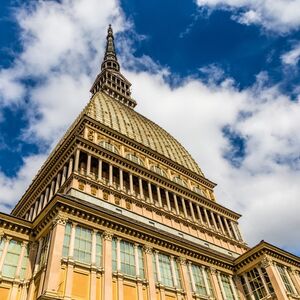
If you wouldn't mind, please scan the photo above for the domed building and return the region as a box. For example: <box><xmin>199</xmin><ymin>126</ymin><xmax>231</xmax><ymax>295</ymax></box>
<box><xmin>0</xmin><ymin>25</ymin><xmax>299</xmax><ymax>300</ymax></box>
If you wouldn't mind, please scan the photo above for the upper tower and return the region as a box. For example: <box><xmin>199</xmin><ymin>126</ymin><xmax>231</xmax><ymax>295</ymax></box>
<box><xmin>90</xmin><ymin>25</ymin><xmax>137</xmax><ymax>108</ymax></box>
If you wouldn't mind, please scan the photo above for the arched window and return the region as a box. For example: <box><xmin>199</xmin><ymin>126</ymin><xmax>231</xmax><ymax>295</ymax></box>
<box><xmin>150</xmin><ymin>165</ymin><xmax>167</xmax><ymax>178</ymax></box>
<box><xmin>173</xmin><ymin>176</ymin><xmax>188</xmax><ymax>187</ymax></box>
<box><xmin>126</xmin><ymin>153</ymin><xmax>144</xmax><ymax>166</ymax></box>
<box><xmin>99</xmin><ymin>140</ymin><xmax>119</xmax><ymax>154</ymax></box>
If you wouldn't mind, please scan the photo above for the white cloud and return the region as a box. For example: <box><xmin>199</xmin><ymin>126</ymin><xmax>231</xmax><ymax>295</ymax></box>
<box><xmin>196</xmin><ymin>0</ymin><xmax>300</xmax><ymax>32</ymax></box>
<box><xmin>0</xmin><ymin>0</ymin><xmax>300</xmax><ymax>255</ymax></box>
<box><xmin>282</xmin><ymin>43</ymin><xmax>300</xmax><ymax>65</ymax></box>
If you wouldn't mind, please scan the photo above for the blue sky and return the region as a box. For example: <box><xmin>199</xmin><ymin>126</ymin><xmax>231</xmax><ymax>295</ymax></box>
<box><xmin>0</xmin><ymin>0</ymin><xmax>300</xmax><ymax>255</ymax></box>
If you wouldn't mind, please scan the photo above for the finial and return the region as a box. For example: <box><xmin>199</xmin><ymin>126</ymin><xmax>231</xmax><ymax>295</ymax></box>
<box><xmin>101</xmin><ymin>24</ymin><xmax>120</xmax><ymax>72</ymax></box>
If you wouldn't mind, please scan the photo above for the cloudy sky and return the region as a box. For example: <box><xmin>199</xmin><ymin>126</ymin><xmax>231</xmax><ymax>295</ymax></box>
<box><xmin>0</xmin><ymin>0</ymin><xmax>300</xmax><ymax>255</ymax></box>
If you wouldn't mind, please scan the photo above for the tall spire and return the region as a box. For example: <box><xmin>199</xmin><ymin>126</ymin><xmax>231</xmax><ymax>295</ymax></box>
<box><xmin>101</xmin><ymin>24</ymin><xmax>120</xmax><ymax>72</ymax></box>
<box><xmin>90</xmin><ymin>25</ymin><xmax>137</xmax><ymax>109</ymax></box>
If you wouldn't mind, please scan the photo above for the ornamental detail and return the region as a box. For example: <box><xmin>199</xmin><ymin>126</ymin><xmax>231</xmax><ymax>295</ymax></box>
<box><xmin>177</xmin><ymin>257</ymin><xmax>186</xmax><ymax>265</ymax></box>
<box><xmin>87</xmin><ymin>129</ymin><xmax>94</xmax><ymax>141</ymax></box>
<box><xmin>53</xmin><ymin>213</ymin><xmax>68</xmax><ymax>226</ymax></box>
<box><xmin>103</xmin><ymin>231</ymin><xmax>113</xmax><ymax>241</ymax></box>
<box><xmin>143</xmin><ymin>245</ymin><xmax>153</xmax><ymax>254</ymax></box>
<box><xmin>261</xmin><ymin>255</ymin><xmax>273</xmax><ymax>268</ymax></box>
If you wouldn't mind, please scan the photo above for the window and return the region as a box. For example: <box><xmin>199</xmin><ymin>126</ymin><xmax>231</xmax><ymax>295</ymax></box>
<box><xmin>99</xmin><ymin>140</ymin><xmax>119</xmax><ymax>154</ymax></box>
<box><xmin>95</xmin><ymin>233</ymin><xmax>102</xmax><ymax>267</ymax></box>
<box><xmin>112</xmin><ymin>238</ymin><xmax>145</xmax><ymax>278</ymax></box>
<box><xmin>120</xmin><ymin>240</ymin><xmax>135</xmax><ymax>276</ymax></box>
<box><xmin>158</xmin><ymin>253</ymin><xmax>173</xmax><ymax>287</ymax></box>
<box><xmin>173</xmin><ymin>176</ymin><xmax>188</xmax><ymax>187</ymax></box>
<box><xmin>150</xmin><ymin>165</ymin><xmax>167</xmax><ymax>178</ymax></box>
<box><xmin>20</xmin><ymin>245</ymin><xmax>29</xmax><ymax>280</ymax></box>
<box><xmin>190</xmin><ymin>264</ymin><xmax>213</xmax><ymax>296</ymax></box>
<box><xmin>126</xmin><ymin>153</ymin><xmax>144</xmax><ymax>166</ymax></box>
<box><xmin>62</xmin><ymin>223</ymin><xmax>71</xmax><ymax>258</ymax></box>
<box><xmin>220</xmin><ymin>273</ymin><xmax>235</xmax><ymax>300</ymax></box>
<box><xmin>2</xmin><ymin>240</ymin><xmax>22</xmax><ymax>278</ymax></box>
<box><xmin>0</xmin><ymin>237</ymin><xmax>4</xmax><ymax>260</ymax></box>
<box><xmin>276</xmin><ymin>264</ymin><xmax>294</xmax><ymax>294</ymax></box>
<box><xmin>247</xmin><ymin>268</ymin><xmax>267</xmax><ymax>300</ymax></box>
<box><xmin>74</xmin><ymin>226</ymin><xmax>92</xmax><ymax>264</ymax></box>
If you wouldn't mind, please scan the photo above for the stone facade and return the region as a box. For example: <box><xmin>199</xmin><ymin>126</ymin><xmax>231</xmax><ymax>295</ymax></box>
<box><xmin>0</xmin><ymin>25</ymin><xmax>299</xmax><ymax>300</ymax></box>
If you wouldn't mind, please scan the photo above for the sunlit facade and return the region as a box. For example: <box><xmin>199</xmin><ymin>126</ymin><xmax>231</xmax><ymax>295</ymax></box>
<box><xmin>0</xmin><ymin>25</ymin><xmax>299</xmax><ymax>300</ymax></box>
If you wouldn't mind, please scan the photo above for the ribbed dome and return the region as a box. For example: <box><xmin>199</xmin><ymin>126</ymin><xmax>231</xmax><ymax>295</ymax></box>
<box><xmin>86</xmin><ymin>91</ymin><xmax>204</xmax><ymax>176</ymax></box>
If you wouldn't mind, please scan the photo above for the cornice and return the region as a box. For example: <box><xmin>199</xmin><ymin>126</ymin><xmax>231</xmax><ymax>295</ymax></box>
<box><xmin>0</xmin><ymin>212</ymin><xmax>32</xmax><ymax>236</ymax></box>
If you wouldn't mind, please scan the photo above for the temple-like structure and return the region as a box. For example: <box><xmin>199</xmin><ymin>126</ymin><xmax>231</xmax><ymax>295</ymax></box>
<box><xmin>0</xmin><ymin>25</ymin><xmax>299</xmax><ymax>300</ymax></box>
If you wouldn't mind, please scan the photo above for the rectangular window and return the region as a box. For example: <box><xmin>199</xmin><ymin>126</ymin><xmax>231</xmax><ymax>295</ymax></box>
<box><xmin>62</xmin><ymin>223</ymin><xmax>71</xmax><ymax>258</ymax></box>
<box><xmin>2</xmin><ymin>240</ymin><xmax>22</xmax><ymax>278</ymax></box>
<box><xmin>276</xmin><ymin>264</ymin><xmax>294</xmax><ymax>294</ymax></box>
<box><xmin>112</xmin><ymin>238</ymin><xmax>117</xmax><ymax>272</ymax></box>
<box><xmin>247</xmin><ymin>268</ymin><xmax>267</xmax><ymax>300</ymax></box>
<box><xmin>174</xmin><ymin>260</ymin><xmax>182</xmax><ymax>289</ymax></box>
<box><xmin>20</xmin><ymin>245</ymin><xmax>29</xmax><ymax>280</ymax></box>
<box><xmin>158</xmin><ymin>253</ymin><xmax>173</xmax><ymax>288</ymax></box>
<box><xmin>220</xmin><ymin>273</ymin><xmax>235</xmax><ymax>300</ymax></box>
<box><xmin>95</xmin><ymin>233</ymin><xmax>102</xmax><ymax>267</ymax></box>
<box><xmin>120</xmin><ymin>240</ymin><xmax>135</xmax><ymax>276</ymax></box>
<box><xmin>190</xmin><ymin>264</ymin><xmax>207</xmax><ymax>296</ymax></box>
<box><xmin>74</xmin><ymin>226</ymin><xmax>92</xmax><ymax>264</ymax></box>
<box><xmin>138</xmin><ymin>246</ymin><xmax>145</xmax><ymax>278</ymax></box>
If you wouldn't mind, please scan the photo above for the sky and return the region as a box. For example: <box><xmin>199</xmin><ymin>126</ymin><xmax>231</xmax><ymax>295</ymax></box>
<box><xmin>0</xmin><ymin>0</ymin><xmax>300</xmax><ymax>255</ymax></box>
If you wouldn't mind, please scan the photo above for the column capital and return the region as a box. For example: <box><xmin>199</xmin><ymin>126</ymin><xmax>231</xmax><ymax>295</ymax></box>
<box><xmin>261</xmin><ymin>256</ymin><xmax>273</xmax><ymax>268</ymax></box>
<box><xmin>143</xmin><ymin>245</ymin><xmax>153</xmax><ymax>254</ymax></box>
<box><xmin>209</xmin><ymin>267</ymin><xmax>217</xmax><ymax>275</ymax></box>
<box><xmin>177</xmin><ymin>257</ymin><xmax>186</xmax><ymax>265</ymax></box>
<box><xmin>103</xmin><ymin>231</ymin><xmax>114</xmax><ymax>241</ymax></box>
<box><xmin>53</xmin><ymin>212</ymin><xmax>68</xmax><ymax>226</ymax></box>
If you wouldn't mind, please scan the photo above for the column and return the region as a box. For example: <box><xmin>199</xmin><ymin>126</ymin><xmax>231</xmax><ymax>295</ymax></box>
<box><xmin>217</xmin><ymin>214</ymin><xmax>226</xmax><ymax>235</ymax></box>
<box><xmin>170</xmin><ymin>256</ymin><xmax>178</xmax><ymax>289</ymax></box>
<box><xmin>224</xmin><ymin>218</ymin><xmax>234</xmax><ymax>238</ymax></box>
<box><xmin>33</xmin><ymin>238</ymin><xmax>43</xmax><ymax>275</ymax></box>
<box><xmin>0</xmin><ymin>237</ymin><xmax>11</xmax><ymax>271</ymax></box>
<box><xmin>44</xmin><ymin>187</ymin><xmax>50</xmax><ymax>207</ymax></box>
<box><xmin>98</xmin><ymin>159</ymin><xmax>102</xmax><ymax>181</ymax></box>
<box><xmin>290</xmin><ymin>268</ymin><xmax>300</xmax><ymax>295</ymax></box>
<box><xmin>229</xmin><ymin>275</ymin><xmax>239</xmax><ymax>300</ymax></box>
<box><xmin>67</xmin><ymin>157</ymin><xmax>74</xmax><ymax>177</ymax></box>
<box><xmin>217</xmin><ymin>271</ymin><xmax>226</xmax><ymax>299</ymax></box>
<box><xmin>181</xmin><ymin>198</ymin><xmax>188</xmax><ymax>218</ymax></box>
<box><xmin>55</xmin><ymin>173</ymin><xmax>61</xmax><ymax>193</ymax></box>
<box><xmin>87</xmin><ymin>154</ymin><xmax>91</xmax><ymax>176</ymax></box>
<box><xmin>103</xmin><ymin>232</ymin><xmax>113</xmax><ymax>300</ymax></box>
<box><xmin>196</xmin><ymin>205</ymin><xmax>204</xmax><ymax>225</ymax></box>
<box><xmin>135</xmin><ymin>245</ymin><xmax>143</xmax><ymax>300</ymax></box>
<box><xmin>243</xmin><ymin>273</ymin><xmax>255</xmax><ymax>300</ymax></box>
<box><xmin>230</xmin><ymin>221</ymin><xmax>239</xmax><ymax>240</ymax></box>
<box><xmin>129</xmin><ymin>173</ymin><xmax>133</xmax><ymax>194</ymax></box>
<box><xmin>148</xmin><ymin>182</ymin><xmax>153</xmax><ymax>204</ymax></box>
<box><xmin>155</xmin><ymin>251</ymin><xmax>161</xmax><ymax>282</ymax></box>
<box><xmin>284</xmin><ymin>266</ymin><xmax>297</xmax><ymax>294</ymax></box>
<box><xmin>116</xmin><ymin>238</ymin><xmax>121</xmax><ymax>272</ymax></box>
<box><xmin>61</xmin><ymin>165</ymin><xmax>67</xmax><ymax>185</ymax></box>
<box><xmin>157</xmin><ymin>187</ymin><xmax>162</xmax><ymax>207</ymax></box>
<box><xmin>187</xmin><ymin>261</ymin><xmax>196</xmax><ymax>292</ymax></box>
<box><xmin>37</xmin><ymin>194</ymin><xmax>44</xmax><ymax>215</ymax></box>
<box><xmin>165</xmin><ymin>191</ymin><xmax>171</xmax><ymax>211</ymax></box>
<box><xmin>201</xmin><ymin>266</ymin><xmax>211</xmax><ymax>297</ymax></box>
<box><xmin>74</xmin><ymin>149</ymin><xmax>80</xmax><ymax>172</ymax></box>
<box><xmin>209</xmin><ymin>268</ymin><xmax>223</xmax><ymax>300</ymax></box>
<box><xmin>189</xmin><ymin>201</ymin><xmax>196</xmax><ymax>222</ymax></box>
<box><xmin>43</xmin><ymin>214</ymin><xmax>67</xmax><ymax>297</ymax></box>
<box><xmin>109</xmin><ymin>164</ymin><xmax>113</xmax><ymax>186</ymax></box>
<box><xmin>139</xmin><ymin>178</ymin><xmax>144</xmax><ymax>199</ymax></box>
<box><xmin>174</xmin><ymin>194</ymin><xmax>180</xmax><ymax>215</ymax></box>
<box><xmin>90</xmin><ymin>230</ymin><xmax>97</xmax><ymax>300</ymax></box>
<box><xmin>203</xmin><ymin>208</ymin><xmax>211</xmax><ymax>228</ymax></box>
<box><xmin>32</xmin><ymin>200</ymin><xmax>39</xmax><ymax>220</ymax></box>
<box><xmin>49</xmin><ymin>180</ymin><xmax>55</xmax><ymax>200</ymax></box>
<box><xmin>257</xmin><ymin>266</ymin><xmax>271</xmax><ymax>297</ymax></box>
<box><xmin>234</xmin><ymin>276</ymin><xmax>247</xmax><ymax>300</ymax></box>
<box><xmin>119</xmin><ymin>168</ymin><xmax>123</xmax><ymax>191</ymax></box>
<box><xmin>177</xmin><ymin>258</ymin><xmax>193</xmax><ymax>300</ymax></box>
<box><xmin>210</xmin><ymin>211</ymin><xmax>218</xmax><ymax>231</ymax></box>
<box><xmin>143</xmin><ymin>246</ymin><xmax>156</xmax><ymax>300</ymax></box>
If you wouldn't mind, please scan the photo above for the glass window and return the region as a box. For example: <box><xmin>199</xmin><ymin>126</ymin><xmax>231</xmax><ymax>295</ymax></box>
<box><xmin>150</xmin><ymin>165</ymin><xmax>167</xmax><ymax>177</ymax></box>
<box><xmin>96</xmin><ymin>233</ymin><xmax>102</xmax><ymax>267</ymax></box>
<box><xmin>62</xmin><ymin>223</ymin><xmax>71</xmax><ymax>258</ymax></box>
<box><xmin>126</xmin><ymin>154</ymin><xmax>144</xmax><ymax>166</ymax></box>
<box><xmin>173</xmin><ymin>176</ymin><xmax>188</xmax><ymax>187</ymax></box>
<box><xmin>159</xmin><ymin>253</ymin><xmax>173</xmax><ymax>287</ymax></box>
<box><xmin>99</xmin><ymin>141</ymin><xmax>119</xmax><ymax>154</ymax></box>
<box><xmin>0</xmin><ymin>237</ymin><xmax>4</xmax><ymax>260</ymax></box>
<box><xmin>138</xmin><ymin>246</ymin><xmax>145</xmax><ymax>278</ymax></box>
<box><xmin>20</xmin><ymin>245</ymin><xmax>29</xmax><ymax>280</ymax></box>
<box><xmin>190</xmin><ymin>264</ymin><xmax>212</xmax><ymax>296</ymax></box>
<box><xmin>74</xmin><ymin>226</ymin><xmax>92</xmax><ymax>264</ymax></box>
<box><xmin>174</xmin><ymin>260</ymin><xmax>182</xmax><ymax>289</ymax></box>
<box><xmin>261</xmin><ymin>267</ymin><xmax>274</xmax><ymax>294</ymax></box>
<box><xmin>247</xmin><ymin>268</ymin><xmax>267</xmax><ymax>300</ymax></box>
<box><xmin>2</xmin><ymin>240</ymin><xmax>22</xmax><ymax>278</ymax></box>
<box><xmin>120</xmin><ymin>240</ymin><xmax>135</xmax><ymax>276</ymax></box>
<box><xmin>220</xmin><ymin>273</ymin><xmax>235</xmax><ymax>300</ymax></box>
<box><xmin>276</xmin><ymin>264</ymin><xmax>294</xmax><ymax>294</ymax></box>
<box><xmin>112</xmin><ymin>238</ymin><xmax>117</xmax><ymax>272</ymax></box>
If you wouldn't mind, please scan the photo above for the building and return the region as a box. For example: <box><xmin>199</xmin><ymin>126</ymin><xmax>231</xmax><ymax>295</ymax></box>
<box><xmin>0</xmin><ymin>25</ymin><xmax>299</xmax><ymax>300</ymax></box>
